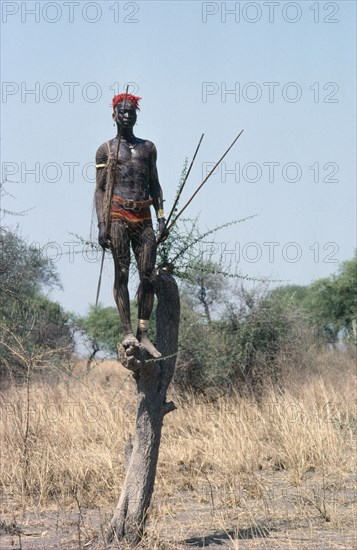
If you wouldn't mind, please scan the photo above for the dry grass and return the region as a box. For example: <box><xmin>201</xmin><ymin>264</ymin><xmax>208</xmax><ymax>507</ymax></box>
<box><xmin>0</xmin><ymin>350</ymin><xmax>356</xmax><ymax>548</ymax></box>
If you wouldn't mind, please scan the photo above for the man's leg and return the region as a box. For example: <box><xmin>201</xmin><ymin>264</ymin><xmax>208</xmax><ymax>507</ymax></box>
<box><xmin>132</xmin><ymin>221</ymin><xmax>161</xmax><ymax>358</ymax></box>
<box><xmin>110</xmin><ymin>221</ymin><xmax>138</xmax><ymax>345</ymax></box>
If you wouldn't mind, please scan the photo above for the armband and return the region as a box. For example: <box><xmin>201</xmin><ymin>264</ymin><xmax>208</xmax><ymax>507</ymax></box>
<box><xmin>96</xmin><ymin>163</ymin><xmax>107</xmax><ymax>168</ymax></box>
<box><xmin>158</xmin><ymin>209</ymin><xmax>164</xmax><ymax>219</ymax></box>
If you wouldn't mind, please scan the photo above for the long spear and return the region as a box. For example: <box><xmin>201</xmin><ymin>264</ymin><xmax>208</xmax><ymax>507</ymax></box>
<box><xmin>95</xmin><ymin>85</ymin><xmax>130</xmax><ymax>307</ymax></box>
<box><xmin>157</xmin><ymin>133</ymin><xmax>204</xmax><ymax>244</ymax></box>
<box><xmin>165</xmin><ymin>129</ymin><xmax>244</xmax><ymax>234</ymax></box>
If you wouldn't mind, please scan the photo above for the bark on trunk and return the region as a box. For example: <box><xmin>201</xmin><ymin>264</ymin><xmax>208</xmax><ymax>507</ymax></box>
<box><xmin>107</xmin><ymin>270</ymin><xmax>180</xmax><ymax>545</ymax></box>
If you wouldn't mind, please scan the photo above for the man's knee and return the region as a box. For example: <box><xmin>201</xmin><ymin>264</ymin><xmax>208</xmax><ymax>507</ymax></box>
<box><xmin>115</xmin><ymin>266</ymin><xmax>129</xmax><ymax>285</ymax></box>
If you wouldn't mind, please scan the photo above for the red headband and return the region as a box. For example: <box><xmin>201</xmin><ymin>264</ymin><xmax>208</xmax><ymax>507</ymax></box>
<box><xmin>112</xmin><ymin>93</ymin><xmax>142</xmax><ymax>110</ymax></box>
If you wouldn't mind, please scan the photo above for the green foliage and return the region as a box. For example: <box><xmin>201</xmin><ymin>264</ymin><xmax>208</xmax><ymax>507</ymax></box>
<box><xmin>77</xmin><ymin>304</ymin><xmax>123</xmax><ymax>355</ymax></box>
<box><xmin>268</xmin><ymin>284</ymin><xmax>310</xmax><ymax>306</ymax></box>
<box><xmin>0</xmin><ymin>228</ymin><xmax>60</xmax><ymax>304</ymax></box>
<box><xmin>0</xmin><ymin>229</ymin><xmax>73</xmax><ymax>373</ymax></box>
<box><xmin>268</xmin><ymin>254</ymin><xmax>357</xmax><ymax>345</ymax></box>
<box><xmin>27</xmin><ymin>296</ymin><xmax>72</xmax><ymax>349</ymax></box>
<box><xmin>307</xmin><ymin>254</ymin><xmax>357</xmax><ymax>344</ymax></box>
<box><xmin>175</xmin><ymin>285</ymin><xmax>311</xmax><ymax>396</ymax></box>
<box><xmin>224</xmin><ymin>290</ymin><xmax>308</xmax><ymax>384</ymax></box>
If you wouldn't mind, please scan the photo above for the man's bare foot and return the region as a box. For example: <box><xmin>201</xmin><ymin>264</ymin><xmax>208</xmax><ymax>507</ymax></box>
<box><xmin>122</xmin><ymin>332</ymin><xmax>140</xmax><ymax>348</ymax></box>
<box><xmin>137</xmin><ymin>330</ymin><xmax>162</xmax><ymax>359</ymax></box>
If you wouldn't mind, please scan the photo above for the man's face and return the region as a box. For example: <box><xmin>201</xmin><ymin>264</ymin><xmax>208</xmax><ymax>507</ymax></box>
<box><xmin>114</xmin><ymin>100</ymin><xmax>137</xmax><ymax>128</ymax></box>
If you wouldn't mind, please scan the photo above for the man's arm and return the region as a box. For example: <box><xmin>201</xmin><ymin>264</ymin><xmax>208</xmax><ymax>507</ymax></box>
<box><xmin>149</xmin><ymin>143</ymin><xmax>164</xmax><ymax>218</ymax></box>
<box><xmin>95</xmin><ymin>142</ymin><xmax>110</xmax><ymax>248</ymax></box>
<box><xmin>95</xmin><ymin>142</ymin><xmax>109</xmax><ymax>224</ymax></box>
<box><xmin>149</xmin><ymin>143</ymin><xmax>167</xmax><ymax>240</ymax></box>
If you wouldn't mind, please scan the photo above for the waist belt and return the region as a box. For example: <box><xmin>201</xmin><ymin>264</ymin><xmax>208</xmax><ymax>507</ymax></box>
<box><xmin>113</xmin><ymin>197</ymin><xmax>153</xmax><ymax>211</ymax></box>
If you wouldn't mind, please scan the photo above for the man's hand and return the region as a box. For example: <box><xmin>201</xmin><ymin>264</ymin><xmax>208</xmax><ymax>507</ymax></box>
<box><xmin>98</xmin><ymin>222</ymin><xmax>111</xmax><ymax>249</ymax></box>
<box><xmin>157</xmin><ymin>217</ymin><xmax>168</xmax><ymax>242</ymax></box>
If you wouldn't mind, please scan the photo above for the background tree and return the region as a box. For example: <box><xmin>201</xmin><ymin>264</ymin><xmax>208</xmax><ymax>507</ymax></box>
<box><xmin>175</xmin><ymin>282</ymin><xmax>313</xmax><ymax>397</ymax></box>
<box><xmin>268</xmin><ymin>254</ymin><xmax>357</xmax><ymax>346</ymax></box>
<box><xmin>307</xmin><ymin>254</ymin><xmax>357</xmax><ymax>345</ymax></box>
<box><xmin>0</xmin><ymin>229</ymin><xmax>73</xmax><ymax>376</ymax></box>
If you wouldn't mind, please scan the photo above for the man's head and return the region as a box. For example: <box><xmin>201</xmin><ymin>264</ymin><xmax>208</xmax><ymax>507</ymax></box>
<box><xmin>112</xmin><ymin>93</ymin><xmax>141</xmax><ymax>129</ymax></box>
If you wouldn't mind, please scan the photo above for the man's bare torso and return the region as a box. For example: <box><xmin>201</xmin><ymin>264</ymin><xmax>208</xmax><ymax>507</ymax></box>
<box><xmin>97</xmin><ymin>137</ymin><xmax>157</xmax><ymax>202</ymax></box>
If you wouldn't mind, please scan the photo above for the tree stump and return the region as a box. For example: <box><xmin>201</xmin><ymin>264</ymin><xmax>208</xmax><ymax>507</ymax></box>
<box><xmin>107</xmin><ymin>269</ymin><xmax>180</xmax><ymax>545</ymax></box>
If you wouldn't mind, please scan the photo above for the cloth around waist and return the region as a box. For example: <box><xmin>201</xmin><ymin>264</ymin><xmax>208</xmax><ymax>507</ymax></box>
<box><xmin>110</xmin><ymin>195</ymin><xmax>152</xmax><ymax>224</ymax></box>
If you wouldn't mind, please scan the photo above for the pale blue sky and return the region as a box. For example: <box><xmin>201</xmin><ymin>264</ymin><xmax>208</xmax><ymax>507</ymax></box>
<box><xmin>1</xmin><ymin>0</ymin><xmax>356</xmax><ymax>314</ymax></box>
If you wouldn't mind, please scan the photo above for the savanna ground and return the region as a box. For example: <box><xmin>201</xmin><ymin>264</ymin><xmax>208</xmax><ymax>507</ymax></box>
<box><xmin>0</xmin><ymin>350</ymin><xmax>356</xmax><ymax>549</ymax></box>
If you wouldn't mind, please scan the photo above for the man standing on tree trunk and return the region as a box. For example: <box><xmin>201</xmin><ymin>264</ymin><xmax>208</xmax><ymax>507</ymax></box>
<box><xmin>95</xmin><ymin>93</ymin><xmax>165</xmax><ymax>358</ymax></box>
